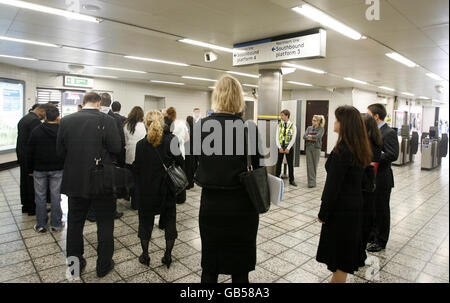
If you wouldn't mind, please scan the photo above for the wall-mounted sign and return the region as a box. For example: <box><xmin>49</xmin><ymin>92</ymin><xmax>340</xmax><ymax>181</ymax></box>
<box><xmin>233</xmin><ymin>28</ymin><xmax>326</xmax><ymax>66</ymax></box>
<box><xmin>64</xmin><ymin>76</ymin><xmax>94</xmax><ymax>88</ymax></box>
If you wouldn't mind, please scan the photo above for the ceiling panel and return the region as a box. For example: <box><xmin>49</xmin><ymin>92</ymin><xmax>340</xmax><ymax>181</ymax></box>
<box><xmin>387</xmin><ymin>0</ymin><xmax>449</xmax><ymax>27</ymax></box>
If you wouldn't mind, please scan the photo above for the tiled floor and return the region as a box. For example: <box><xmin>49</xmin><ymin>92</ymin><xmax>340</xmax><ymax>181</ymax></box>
<box><xmin>0</xmin><ymin>154</ymin><xmax>448</xmax><ymax>283</ymax></box>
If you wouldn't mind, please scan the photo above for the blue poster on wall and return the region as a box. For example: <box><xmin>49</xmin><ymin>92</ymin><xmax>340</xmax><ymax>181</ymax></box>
<box><xmin>0</xmin><ymin>79</ymin><xmax>24</xmax><ymax>152</ymax></box>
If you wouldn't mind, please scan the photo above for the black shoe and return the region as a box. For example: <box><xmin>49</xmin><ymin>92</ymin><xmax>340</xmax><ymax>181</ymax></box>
<box><xmin>139</xmin><ymin>254</ymin><xmax>150</xmax><ymax>267</ymax></box>
<box><xmin>97</xmin><ymin>260</ymin><xmax>115</xmax><ymax>278</ymax></box>
<box><xmin>367</xmin><ymin>243</ymin><xmax>385</xmax><ymax>253</ymax></box>
<box><xmin>87</xmin><ymin>217</ymin><xmax>96</xmax><ymax>223</ymax></box>
<box><xmin>289</xmin><ymin>181</ymin><xmax>298</xmax><ymax>187</ymax></box>
<box><xmin>114</xmin><ymin>211</ymin><xmax>123</xmax><ymax>220</ymax></box>
<box><xmin>28</xmin><ymin>210</ymin><xmax>36</xmax><ymax>216</ymax></box>
<box><xmin>162</xmin><ymin>255</ymin><xmax>172</xmax><ymax>269</ymax></box>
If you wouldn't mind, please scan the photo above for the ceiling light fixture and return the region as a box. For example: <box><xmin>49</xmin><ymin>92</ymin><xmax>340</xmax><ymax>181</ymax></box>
<box><xmin>125</xmin><ymin>56</ymin><xmax>189</xmax><ymax>67</ymax></box>
<box><xmin>93</xmin><ymin>66</ymin><xmax>147</xmax><ymax>74</ymax></box>
<box><xmin>243</xmin><ymin>84</ymin><xmax>258</xmax><ymax>88</ymax></box>
<box><xmin>426</xmin><ymin>73</ymin><xmax>444</xmax><ymax>81</ymax></box>
<box><xmin>401</xmin><ymin>92</ymin><xmax>414</xmax><ymax>96</ymax></box>
<box><xmin>81</xmin><ymin>74</ymin><xmax>118</xmax><ymax>79</ymax></box>
<box><xmin>208</xmin><ymin>86</ymin><xmax>216</xmax><ymax>89</ymax></box>
<box><xmin>0</xmin><ymin>36</ymin><xmax>59</xmax><ymax>47</ymax></box>
<box><xmin>378</xmin><ymin>86</ymin><xmax>395</xmax><ymax>92</ymax></box>
<box><xmin>385</xmin><ymin>52</ymin><xmax>417</xmax><ymax>68</ymax></box>
<box><xmin>344</xmin><ymin>77</ymin><xmax>368</xmax><ymax>85</ymax></box>
<box><xmin>0</xmin><ymin>0</ymin><xmax>101</xmax><ymax>23</ymax></box>
<box><xmin>0</xmin><ymin>54</ymin><xmax>37</xmax><ymax>61</ymax></box>
<box><xmin>151</xmin><ymin>80</ymin><xmax>185</xmax><ymax>85</ymax></box>
<box><xmin>284</xmin><ymin>63</ymin><xmax>326</xmax><ymax>74</ymax></box>
<box><xmin>178</xmin><ymin>39</ymin><xmax>234</xmax><ymax>53</ymax></box>
<box><xmin>287</xmin><ymin>81</ymin><xmax>313</xmax><ymax>87</ymax></box>
<box><xmin>418</xmin><ymin>96</ymin><xmax>430</xmax><ymax>100</ymax></box>
<box><xmin>226</xmin><ymin>71</ymin><xmax>260</xmax><ymax>78</ymax></box>
<box><xmin>292</xmin><ymin>4</ymin><xmax>362</xmax><ymax>40</ymax></box>
<box><xmin>182</xmin><ymin>76</ymin><xmax>217</xmax><ymax>82</ymax></box>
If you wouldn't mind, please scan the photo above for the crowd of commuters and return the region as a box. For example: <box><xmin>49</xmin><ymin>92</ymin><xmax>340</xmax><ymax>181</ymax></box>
<box><xmin>15</xmin><ymin>73</ymin><xmax>399</xmax><ymax>283</ymax></box>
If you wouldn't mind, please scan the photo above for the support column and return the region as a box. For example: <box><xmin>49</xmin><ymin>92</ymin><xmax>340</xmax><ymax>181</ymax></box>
<box><xmin>258</xmin><ymin>69</ymin><xmax>283</xmax><ymax>175</ymax></box>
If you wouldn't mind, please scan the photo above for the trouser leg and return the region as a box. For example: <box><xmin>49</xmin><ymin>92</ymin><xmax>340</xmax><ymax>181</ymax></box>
<box><xmin>49</xmin><ymin>171</ymin><xmax>63</xmax><ymax>229</ymax></box>
<box><xmin>67</xmin><ymin>197</ymin><xmax>89</xmax><ymax>259</ymax></box>
<box><xmin>92</xmin><ymin>197</ymin><xmax>116</xmax><ymax>274</ymax></box>
<box><xmin>306</xmin><ymin>146</ymin><xmax>316</xmax><ymax>187</ymax></box>
<box><xmin>33</xmin><ymin>171</ymin><xmax>48</xmax><ymax>228</ymax></box>
<box><xmin>275</xmin><ymin>152</ymin><xmax>284</xmax><ymax>178</ymax></box>
<box><xmin>286</xmin><ymin>149</ymin><xmax>295</xmax><ymax>182</ymax></box>
<box><xmin>374</xmin><ymin>189</ymin><xmax>392</xmax><ymax>247</ymax></box>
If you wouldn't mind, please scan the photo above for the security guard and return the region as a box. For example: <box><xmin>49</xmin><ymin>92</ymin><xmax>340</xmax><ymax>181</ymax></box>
<box><xmin>276</xmin><ymin>110</ymin><xmax>297</xmax><ymax>186</ymax></box>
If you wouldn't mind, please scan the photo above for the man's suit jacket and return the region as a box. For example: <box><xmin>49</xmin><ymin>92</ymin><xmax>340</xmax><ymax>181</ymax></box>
<box><xmin>376</xmin><ymin>123</ymin><xmax>399</xmax><ymax>191</ymax></box>
<box><xmin>113</xmin><ymin>112</ymin><xmax>126</xmax><ymax>126</ymax></box>
<box><xmin>108</xmin><ymin>110</ymin><xmax>126</xmax><ymax>166</ymax></box>
<box><xmin>56</xmin><ymin>109</ymin><xmax>121</xmax><ymax>199</ymax></box>
<box><xmin>16</xmin><ymin>112</ymin><xmax>42</xmax><ymax>165</ymax></box>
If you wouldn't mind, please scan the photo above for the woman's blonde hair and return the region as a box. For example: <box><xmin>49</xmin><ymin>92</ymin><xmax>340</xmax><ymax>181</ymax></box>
<box><xmin>145</xmin><ymin>110</ymin><xmax>165</xmax><ymax>147</ymax></box>
<box><xmin>313</xmin><ymin>115</ymin><xmax>326</xmax><ymax>127</ymax></box>
<box><xmin>212</xmin><ymin>75</ymin><xmax>244</xmax><ymax>113</ymax></box>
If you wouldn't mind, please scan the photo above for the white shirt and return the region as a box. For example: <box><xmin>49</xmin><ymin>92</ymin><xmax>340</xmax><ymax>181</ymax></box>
<box><xmin>276</xmin><ymin>120</ymin><xmax>297</xmax><ymax>150</ymax></box>
<box><xmin>172</xmin><ymin>119</ymin><xmax>189</xmax><ymax>158</ymax></box>
<box><xmin>124</xmin><ymin>122</ymin><xmax>147</xmax><ymax>165</ymax></box>
<box><xmin>100</xmin><ymin>106</ymin><xmax>110</xmax><ymax>115</ymax></box>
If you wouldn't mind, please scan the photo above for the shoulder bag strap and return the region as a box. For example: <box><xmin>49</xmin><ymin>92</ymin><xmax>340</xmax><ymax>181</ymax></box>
<box><xmin>154</xmin><ymin>145</ymin><xmax>168</xmax><ymax>172</ymax></box>
<box><xmin>95</xmin><ymin>114</ymin><xmax>105</xmax><ymax>166</ymax></box>
<box><xmin>244</xmin><ymin>125</ymin><xmax>252</xmax><ymax>171</ymax></box>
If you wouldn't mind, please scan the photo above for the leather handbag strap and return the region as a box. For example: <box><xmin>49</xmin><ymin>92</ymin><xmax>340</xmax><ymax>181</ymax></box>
<box><xmin>244</xmin><ymin>125</ymin><xmax>252</xmax><ymax>171</ymax></box>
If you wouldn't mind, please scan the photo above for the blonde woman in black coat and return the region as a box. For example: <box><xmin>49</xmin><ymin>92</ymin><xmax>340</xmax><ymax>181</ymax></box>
<box><xmin>316</xmin><ymin>106</ymin><xmax>372</xmax><ymax>283</ymax></box>
<box><xmin>134</xmin><ymin>110</ymin><xmax>183</xmax><ymax>268</ymax></box>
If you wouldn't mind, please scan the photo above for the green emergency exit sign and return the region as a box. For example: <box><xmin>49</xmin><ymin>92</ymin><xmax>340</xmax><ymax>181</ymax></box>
<box><xmin>64</xmin><ymin>76</ymin><xmax>94</xmax><ymax>88</ymax></box>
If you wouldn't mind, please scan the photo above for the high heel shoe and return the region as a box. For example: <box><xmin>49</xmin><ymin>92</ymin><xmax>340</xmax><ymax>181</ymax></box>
<box><xmin>161</xmin><ymin>255</ymin><xmax>172</xmax><ymax>269</ymax></box>
<box><xmin>139</xmin><ymin>254</ymin><xmax>150</xmax><ymax>267</ymax></box>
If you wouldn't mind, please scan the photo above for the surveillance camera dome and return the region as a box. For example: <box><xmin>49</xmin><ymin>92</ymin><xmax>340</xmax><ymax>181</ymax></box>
<box><xmin>435</xmin><ymin>85</ymin><xmax>444</xmax><ymax>94</ymax></box>
<box><xmin>68</xmin><ymin>64</ymin><xmax>85</xmax><ymax>74</ymax></box>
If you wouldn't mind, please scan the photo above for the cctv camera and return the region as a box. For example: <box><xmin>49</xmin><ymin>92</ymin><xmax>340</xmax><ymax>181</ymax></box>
<box><xmin>435</xmin><ymin>85</ymin><xmax>444</xmax><ymax>94</ymax></box>
<box><xmin>204</xmin><ymin>51</ymin><xmax>218</xmax><ymax>63</ymax></box>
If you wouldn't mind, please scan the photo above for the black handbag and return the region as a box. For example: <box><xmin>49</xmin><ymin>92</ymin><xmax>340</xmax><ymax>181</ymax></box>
<box><xmin>239</xmin><ymin>128</ymin><xmax>270</xmax><ymax>214</ymax></box>
<box><xmin>362</xmin><ymin>165</ymin><xmax>376</xmax><ymax>193</ymax></box>
<box><xmin>155</xmin><ymin>147</ymin><xmax>188</xmax><ymax>196</ymax></box>
<box><xmin>89</xmin><ymin>114</ymin><xmax>134</xmax><ymax>198</ymax></box>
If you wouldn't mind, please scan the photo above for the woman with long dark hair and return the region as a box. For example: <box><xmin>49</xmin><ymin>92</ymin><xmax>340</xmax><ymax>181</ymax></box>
<box><xmin>124</xmin><ymin>106</ymin><xmax>146</xmax><ymax>210</ymax></box>
<box><xmin>134</xmin><ymin>111</ymin><xmax>183</xmax><ymax>268</ymax></box>
<box><xmin>316</xmin><ymin>105</ymin><xmax>372</xmax><ymax>283</ymax></box>
<box><xmin>361</xmin><ymin>114</ymin><xmax>383</xmax><ymax>249</ymax></box>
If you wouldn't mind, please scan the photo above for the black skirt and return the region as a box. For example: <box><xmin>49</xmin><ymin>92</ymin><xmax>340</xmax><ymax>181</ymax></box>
<box><xmin>316</xmin><ymin>202</ymin><xmax>367</xmax><ymax>274</ymax></box>
<box><xmin>199</xmin><ymin>187</ymin><xmax>259</xmax><ymax>275</ymax></box>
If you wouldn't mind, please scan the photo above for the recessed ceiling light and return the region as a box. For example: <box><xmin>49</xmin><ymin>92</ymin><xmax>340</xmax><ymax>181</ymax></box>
<box><xmin>226</xmin><ymin>71</ymin><xmax>259</xmax><ymax>78</ymax></box>
<box><xmin>401</xmin><ymin>92</ymin><xmax>414</xmax><ymax>96</ymax></box>
<box><xmin>344</xmin><ymin>77</ymin><xmax>368</xmax><ymax>85</ymax></box>
<box><xmin>208</xmin><ymin>86</ymin><xmax>216</xmax><ymax>89</ymax></box>
<box><xmin>379</xmin><ymin>86</ymin><xmax>395</xmax><ymax>92</ymax></box>
<box><xmin>243</xmin><ymin>84</ymin><xmax>258</xmax><ymax>88</ymax></box>
<box><xmin>82</xmin><ymin>4</ymin><xmax>101</xmax><ymax>12</ymax></box>
<box><xmin>418</xmin><ymin>96</ymin><xmax>430</xmax><ymax>100</ymax></box>
<box><xmin>82</xmin><ymin>74</ymin><xmax>118</xmax><ymax>79</ymax></box>
<box><xmin>292</xmin><ymin>4</ymin><xmax>362</xmax><ymax>40</ymax></box>
<box><xmin>0</xmin><ymin>36</ymin><xmax>59</xmax><ymax>47</ymax></box>
<box><xmin>287</xmin><ymin>81</ymin><xmax>313</xmax><ymax>87</ymax></box>
<box><xmin>151</xmin><ymin>80</ymin><xmax>185</xmax><ymax>86</ymax></box>
<box><xmin>284</xmin><ymin>63</ymin><xmax>326</xmax><ymax>74</ymax></box>
<box><xmin>385</xmin><ymin>52</ymin><xmax>417</xmax><ymax>68</ymax></box>
<box><xmin>93</xmin><ymin>66</ymin><xmax>147</xmax><ymax>74</ymax></box>
<box><xmin>182</xmin><ymin>76</ymin><xmax>217</xmax><ymax>82</ymax></box>
<box><xmin>0</xmin><ymin>0</ymin><xmax>101</xmax><ymax>23</ymax></box>
<box><xmin>125</xmin><ymin>56</ymin><xmax>189</xmax><ymax>67</ymax></box>
<box><xmin>426</xmin><ymin>73</ymin><xmax>444</xmax><ymax>81</ymax></box>
<box><xmin>178</xmin><ymin>39</ymin><xmax>234</xmax><ymax>53</ymax></box>
<box><xmin>0</xmin><ymin>54</ymin><xmax>37</xmax><ymax>61</ymax></box>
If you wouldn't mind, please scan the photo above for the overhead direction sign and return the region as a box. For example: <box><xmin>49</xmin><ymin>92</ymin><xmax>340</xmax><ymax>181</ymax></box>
<box><xmin>64</xmin><ymin>75</ymin><xmax>94</xmax><ymax>88</ymax></box>
<box><xmin>233</xmin><ymin>28</ymin><xmax>326</xmax><ymax>66</ymax></box>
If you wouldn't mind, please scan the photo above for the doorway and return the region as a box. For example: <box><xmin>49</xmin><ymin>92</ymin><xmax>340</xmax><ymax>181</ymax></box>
<box><xmin>144</xmin><ymin>95</ymin><xmax>166</xmax><ymax>113</ymax></box>
<box><xmin>305</xmin><ymin>100</ymin><xmax>329</xmax><ymax>154</ymax></box>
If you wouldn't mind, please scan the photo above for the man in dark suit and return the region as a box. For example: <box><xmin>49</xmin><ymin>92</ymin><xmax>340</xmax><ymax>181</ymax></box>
<box><xmin>17</xmin><ymin>104</ymin><xmax>47</xmax><ymax>215</ymax></box>
<box><xmin>84</xmin><ymin>93</ymin><xmax>125</xmax><ymax>222</ymax></box>
<box><xmin>367</xmin><ymin>104</ymin><xmax>399</xmax><ymax>252</ymax></box>
<box><xmin>111</xmin><ymin>101</ymin><xmax>126</xmax><ymax>125</ymax></box>
<box><xmin>57</xmin><ymin>92</ymin><xmax>121</xmax><ymax>278</ymax></box>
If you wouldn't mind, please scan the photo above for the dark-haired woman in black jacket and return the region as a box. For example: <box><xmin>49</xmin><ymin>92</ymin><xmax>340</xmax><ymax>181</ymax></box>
<box><xmin>316</xmin><ymin>106</ymin><xmax>373</xmax><ymax>283</ymax></box>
